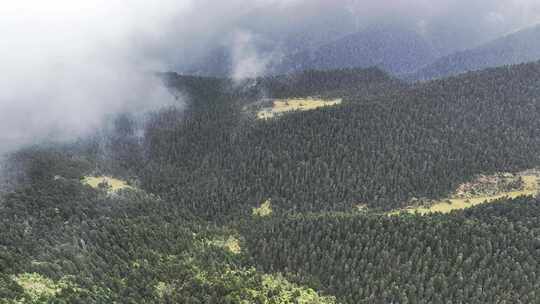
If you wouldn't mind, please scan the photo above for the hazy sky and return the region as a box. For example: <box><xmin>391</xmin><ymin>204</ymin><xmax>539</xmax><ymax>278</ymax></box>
<box><xmin>1</xmin><ymin>0</ymin><xmax>539</xmax><ymax>153</ymax></box>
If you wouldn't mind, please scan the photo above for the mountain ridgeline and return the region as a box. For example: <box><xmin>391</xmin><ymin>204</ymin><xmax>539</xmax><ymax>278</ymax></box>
<box><xmin>411</xmin><ymin>24</ymin><xmax>540</xmax><ymax>80</ymax></box>
<box><xmin>276</xmin><ymin>25</ymin><xmax>438</xmax><ymax>75</ymax></box>
<box><xmin>187</xmin><ymin>25</ymin><xmax>439</xmax><ymax>77</ymax></box>
<box><xmin>187</xmin><ymin>23</ymin><xmax>540</xmax><ymax>83</ymax></box>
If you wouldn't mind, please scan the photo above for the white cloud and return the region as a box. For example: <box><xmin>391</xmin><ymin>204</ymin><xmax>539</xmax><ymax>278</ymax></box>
<box><xmin>0</xmin><ymin>1</ymin><xmax>193</xmax><ymax>152</ymax></box>
<box><xmin>1</xmin><ymin>0</ymin><xmax>540</xmax><ymax>153</ymax></box>
<box><xmin>230</xmin><ymin>31</ymin><xmax>283</xmax><ymax>81</ymax></box>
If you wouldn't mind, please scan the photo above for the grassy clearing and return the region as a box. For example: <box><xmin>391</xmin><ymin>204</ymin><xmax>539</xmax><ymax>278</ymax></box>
<box><xmin>391</xmin><ymin>171</ymin><xmax>539</xmax><ymax>215</ymax></box>
<box><xmin>253</xmin><ymin>199</ymin><xmax>273</xmax><ymax>217</ymax></box>
<box><xmin>257</xmin><ymin>98</ymin><xmax>342</xmax><ymax>119</ymax></box>
<box><xmin>82</xmin><ymin>176</ymin><xmax>133</xmax><ymax>193</ymax></box>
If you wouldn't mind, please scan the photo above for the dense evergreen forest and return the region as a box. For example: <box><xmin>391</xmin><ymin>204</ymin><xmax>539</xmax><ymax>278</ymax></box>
<box><xmin>145</xmin><ymin>63</ymin><xmax>540</xmax><ymax>218</ymax></box>
<box><xmin>1</xmin><ymin>62</ymin><xmax>539</xmax><ymax>302</ymax></box>
<box><xmin>0</xmin><ymin>150</ymin><xmax>337</xmax><ymax>303</ymax></box>
<box><xmin>244</xmin><ymin>196</ymin><xmax>540</xmax><ymax>303</ymax></box>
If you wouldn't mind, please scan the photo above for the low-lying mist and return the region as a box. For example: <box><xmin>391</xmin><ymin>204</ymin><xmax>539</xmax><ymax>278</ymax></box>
<box><xmin>1</xmin><ymin>0</ymin><xmax>539</xmax><ymax>156</ymax></box>
<box><xmin>0</xmin><ymin>1</ymin><xmax>188</xmax><ymax>154</ymax></box>
<box><xmin>0</xmin><ymin>0</ymin><xmax>298</xmax><ymax>155</ymax></box>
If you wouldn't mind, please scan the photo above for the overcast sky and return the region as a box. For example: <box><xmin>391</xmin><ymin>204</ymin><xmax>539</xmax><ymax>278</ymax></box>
<box><xmin>1</xmin><ymin>0</ymin><xmax>539</xmax><ymax>153</ymax></box>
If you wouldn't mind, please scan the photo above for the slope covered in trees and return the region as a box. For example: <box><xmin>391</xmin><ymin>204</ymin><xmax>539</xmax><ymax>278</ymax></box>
<box><xmin>1</xmin><ymin>61</ymin><xmax>540</xmax><ymax>303</ymax></box>
<box><xmin>243</xmin><ymin>196</ymin><xmax>540</xmax><ymax>303</ymax></box>
<box><xmin>141</xmin><ymin>63</ymin><xmax>540</xmax><ymax>219</ymax></box>
<box><xmin>0</xmin><ymin>149</ymin><xmax>336</xmax><ymax>303</ymax></box>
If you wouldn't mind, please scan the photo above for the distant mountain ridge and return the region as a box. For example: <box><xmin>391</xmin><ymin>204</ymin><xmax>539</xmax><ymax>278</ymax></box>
<box><xmin>187</xmin><ymin>23</ymin><xmax>540</xmax><ymax>82</ymax></box>
<box><xmin>187</xmin><ymin>25</ymin><xmax>438</xmax><ymax>77</ymax></box>
<box><xmin>411</xmin><ymin>24</ymin><xmax>540</xmax><ymax>80</ymax></box>
<box><xmin>276</xmin><ymin>25</ymin><xmax>438</xmax><ymax>75</ymax></box>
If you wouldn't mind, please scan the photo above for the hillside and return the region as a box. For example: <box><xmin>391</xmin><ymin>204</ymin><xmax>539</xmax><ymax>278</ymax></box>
<box><xmin>2</xmin><ymin>62</ymin><xmax>540</xmax><ymax>303</ymax></box>
<box><xmin>0</xmin><ymin>158</ymin><xmax>337</xmax><ymax>303</ymax></box>
<box><xmin>412</xmin><ymin>24</ymin><xmax>540</xmax><ymax>80</ymax></box>
<box><xmin>244</xmin><ymin>196</ymin><xmax>540</xmax><ymax>303</ymax></box>
<box><xmin>142</xmin><ymin>63</ymin><xmax>540</xmax><ymax>219</ymax></box>
<box><xmin>5</xmin><ymin>2</ymin><xmax>540</xmax><ymax>303</ymax></box>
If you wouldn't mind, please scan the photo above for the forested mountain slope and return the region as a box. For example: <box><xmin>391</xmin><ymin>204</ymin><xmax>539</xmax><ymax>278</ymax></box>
<box><xmin>143</xmin><ymin>62</ymin><xmax>540</xmax><ymax>218</ymax></box>
<box><xmin>0</xmin><ymin>148</ymin><xmax>337</xmax><ymax>303</ymax></box>
<box><xmin>2</xmin><ymin>146</ymin><xmax>538</xmax><ymax>303</ymax></box>
<box><xmin>244</xmin><ymin>196</ymin><xmax>540</xmax><ymax>304</ymax></box>
<box><xmin>412</xmin><ymin>24</ymin><xmax>540</xmax><ymax>80</ymax></box>
<box><xmin>1</xmin><ymin>61</ymin><xmax>540</xmax><ymax>303</ymax></box>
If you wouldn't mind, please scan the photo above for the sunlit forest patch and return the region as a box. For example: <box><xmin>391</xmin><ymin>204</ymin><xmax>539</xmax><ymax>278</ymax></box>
<box><xmin>13</xmin><ymin>273</ymin><xmax>59</xmax><ymax>300</ymax></box>
<box><xmin>257</xmin><ymin>98</ymin><xmax>342</xmax><ymax>119</ymax></box>
<box><xmin>259</xmin><ymin>273</ymin><xmax>337</xmax><ymax>303</ymax></box>
<box><xmin>12</xmin><ymin>273</ymin><xmax>80</xmax><ymax>302</ymax></box>
<box><xmin>82</xmin><ymin>176</ymin><xmax>133</xmax><ymax>193</ymax></box>
<box><xmin>151</xmin><ymin>254</ymin><xmax>336</xmax><ymax>303</ymax></box>
<box><xmin>208</xmin><ymin>235</ymin><xmax>242</xmax><ymax>254</ymax></box>
<box><xmin>154</xmin><ymin>281</ymin><xmax>174</xmax><ymax>299</ymax></box>
<box><xmin>392</xmin><ymin>170</ymin><xmax>540</xmax><ymax>215</ymax></box>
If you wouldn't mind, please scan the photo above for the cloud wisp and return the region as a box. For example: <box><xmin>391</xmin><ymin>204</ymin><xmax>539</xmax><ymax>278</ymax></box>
<box><xmin>0</xmin><ymin>1</ymin><xmax>190</xmax><ymax>153</ymax></box>
<box><xmin>1</xmin><ymin>0</ymin><xmax>540</xmax><ymax>154</ymax></box>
